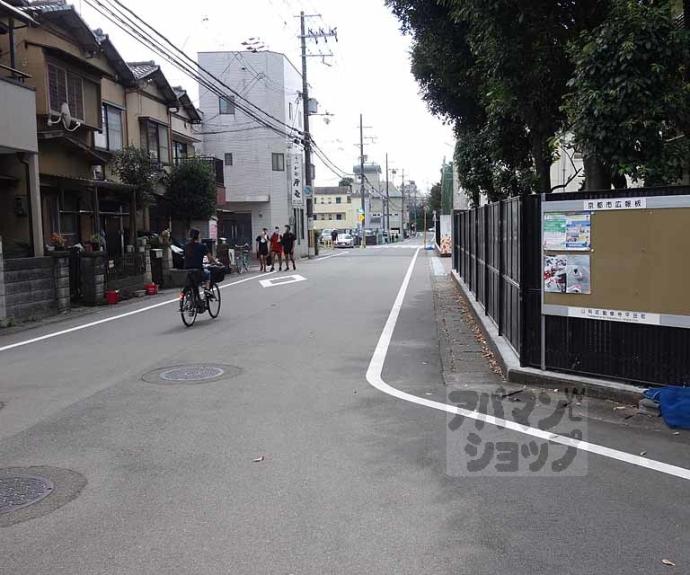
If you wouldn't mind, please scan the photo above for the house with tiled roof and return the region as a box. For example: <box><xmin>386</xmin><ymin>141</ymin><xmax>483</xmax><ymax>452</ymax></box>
<box><xmin>0</xmin><ymin>0</ymin><xmax>211</xmax><ymax>322</ymax></box>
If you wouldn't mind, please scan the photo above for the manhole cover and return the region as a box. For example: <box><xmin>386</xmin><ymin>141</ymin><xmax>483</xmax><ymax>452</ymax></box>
<box><xmin>142</xmin><ymin>364</ymin><xmax>242</xmax><ymax>385</ymax></box>
<box><xmin>160</xmin><ymin>366</ymin><xmax>225</xmax><ymax>382</ymax></box>
<box><xmin>0</xmin><ymin>475</ymin><xmax>54</xmax><ymax>515</ymax></box>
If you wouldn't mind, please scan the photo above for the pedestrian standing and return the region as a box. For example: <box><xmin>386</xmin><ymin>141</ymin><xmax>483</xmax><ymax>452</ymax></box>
<box><xmin>256</xmin><ymin>228</ymin><xmax>269</xmax><ymax>272</ymax></box>
<box><xmin>331</xmin><ymin>229</ymin><xmax>338</xmax><ymax>244</ymax></box>
<box><xmin>281</xmin><ymin>225</ymin><xmax>297</xmax><ymax>271</ymax></box>
<box><xmin>270</xmin><ymin>226</ymin><xmax>284</xmax><ymax>271</ymax></box>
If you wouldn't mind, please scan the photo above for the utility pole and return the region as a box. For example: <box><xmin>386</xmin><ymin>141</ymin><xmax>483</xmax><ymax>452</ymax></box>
<box><xmin>359</xmin><ymin>113</ymin><xmax>366</xmax><ymax>249</ymax></box>
<box><xmin>299</xmin><ymin>11</ymin><xmax>314</xmax><ymax>257</ymax></box>
<box><xmin>401</xmin><ymin>168</ymin><xmax>405</xmax><ymax>238</ymax></box>
<box><xmin>385</xmin><ymin>153</ymin><xmax>390</xmax><ymax>241</ymax></box>
<box><xmin>298</xmin><ymin>12</ymin><xmax>337</xmax><ymax>257</ymax></box>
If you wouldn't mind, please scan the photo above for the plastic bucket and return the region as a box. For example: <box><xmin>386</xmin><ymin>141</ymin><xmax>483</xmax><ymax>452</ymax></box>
<box><xmin>145</xmin><ymin>283</ymin><xmax>158</xmax><ymax>296</ymax></box>
<box><xmin>105</xmin><ymin>290</ymin><xmax>119</xmax><ymax>305</ymax></box>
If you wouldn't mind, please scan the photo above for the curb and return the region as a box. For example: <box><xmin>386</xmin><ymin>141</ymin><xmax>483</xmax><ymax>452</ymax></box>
<box><xmin>450</xmin><ymin>269</ymin><xmax>643</xmax><ymax>405</ymax></box>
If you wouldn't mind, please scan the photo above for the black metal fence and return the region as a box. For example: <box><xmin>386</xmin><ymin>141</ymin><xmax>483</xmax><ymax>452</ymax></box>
<box><xmin>453</xmin><ymin>189</ymin><xmax>690</xmax><ymax>387</ymax></box>
<box><xmin>454</xmin><ymin>197</ymin><xmax>530</xmax><ymax>357</ymax></box>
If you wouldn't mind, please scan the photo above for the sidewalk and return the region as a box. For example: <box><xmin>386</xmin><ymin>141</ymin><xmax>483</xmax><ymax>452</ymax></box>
<box><xmin>429</xmin><ymin>254</ymin><xmax>679</xmax><ymax>434</ymax></box>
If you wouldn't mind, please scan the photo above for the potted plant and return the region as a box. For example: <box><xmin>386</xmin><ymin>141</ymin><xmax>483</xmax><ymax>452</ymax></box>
<box><xmin>89</xmin><ymin>233</ymin><xmax>102</xmax><ymax>252</ymax></box>
<box><xmin>50</xmin><ymin>233</ymin><xmax>66</xmax><ymax>251</ymax></box>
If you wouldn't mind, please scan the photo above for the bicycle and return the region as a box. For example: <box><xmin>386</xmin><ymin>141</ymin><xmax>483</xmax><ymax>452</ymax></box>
<box><xmin>234</xmin><ymin>244</ymin><xmax>250</xmax><ymax>275</ymax></box>
<box><xmin>179</xmin><ymin>266</ymin><xmax>226</xmax><ymax>327</ymax></box>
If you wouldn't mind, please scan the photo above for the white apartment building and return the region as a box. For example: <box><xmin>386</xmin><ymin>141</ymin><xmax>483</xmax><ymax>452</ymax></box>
<box><xmin>198</xmin><ymin>50</ymin><xmax>307</xmax><ymax>256</ymax></box>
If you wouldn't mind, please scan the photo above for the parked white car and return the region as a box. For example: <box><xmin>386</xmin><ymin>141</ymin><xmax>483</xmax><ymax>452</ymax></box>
<box><xmin>335</xmin><ymin>233</ymin><xmax>354</xmax><ymax>248</ymax></box>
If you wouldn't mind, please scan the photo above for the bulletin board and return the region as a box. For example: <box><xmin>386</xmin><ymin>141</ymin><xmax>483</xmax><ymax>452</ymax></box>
<box><xmin>541</xmin><ymin>195</ymin><xmax>690</xmax><ymax>329</ymax></box>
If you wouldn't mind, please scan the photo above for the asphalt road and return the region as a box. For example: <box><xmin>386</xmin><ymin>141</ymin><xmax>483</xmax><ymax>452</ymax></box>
<box><xmin>1</xmin><ymin>242</ymin><xmax>689</xmax><ymax>574</ymax></box>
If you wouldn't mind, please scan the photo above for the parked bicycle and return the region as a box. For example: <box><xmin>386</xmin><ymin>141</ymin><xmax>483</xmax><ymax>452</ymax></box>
<box><xmin>234</xmin><ymin>243</ymin><xmax>250</xmax><ymax>275</ymax></box>
<box><xmin>179</xmin><ymin>265</ymin><xmax>227</xmax><ymax>327</ymax></box>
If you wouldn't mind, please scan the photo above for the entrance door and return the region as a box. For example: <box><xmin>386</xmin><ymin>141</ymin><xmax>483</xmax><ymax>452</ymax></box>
<box><xmin>219</xmin><ymin>213</ymin><xmax>252</xmax><ymax>246</ymax></box>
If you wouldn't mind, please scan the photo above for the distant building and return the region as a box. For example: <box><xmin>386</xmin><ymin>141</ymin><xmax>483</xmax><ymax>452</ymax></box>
<box><xmin>198</xmin><ymin>50</ymin><xmax>307</xmax><ymax>255</ymax></box>
<box><xmin>313</xmin><ymin>186</ymin><xmax>356</xmax><ymax>232</ymax></box>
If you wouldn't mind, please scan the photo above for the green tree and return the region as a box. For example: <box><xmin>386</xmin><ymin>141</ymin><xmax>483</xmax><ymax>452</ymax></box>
<box><xmin>564</xmin><ymin>0</ymin><xmax>690</xmax><ymax>188</ymax></box>
<box><xmin>165</xmin><ymin>158</ymin><xmax>217</xmax><ymax>230</ymax></box>
<box><xmin>387</xmin><ymin>0</ymin><xmax>537</xmax><ymax>202</ymax></box>
<box><xmin>445</xmin><ymin>0</ymin><xmax>611</xmax><ymax>194</ymax></box>
<box><xmin>428</xmin><ymin>182</ymin><xmax>442</xmax><ymax>215</ymax></box>
<box><xmin>339</xmin><ymin>177</ymin><xmax>354</xmax><ymax>188</ymax></box>
<box><xmin>111</xmin><ymin>145</ymin><xmax>160</xmax><ymax>205</ymax></box>
<box><xmin>387</xmin><ymin>0</ymin><xmax>614</xmax><ymax>197</ymax></box>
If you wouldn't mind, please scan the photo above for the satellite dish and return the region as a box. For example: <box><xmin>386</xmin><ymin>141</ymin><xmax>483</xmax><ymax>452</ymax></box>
<box><xmin>47</xmin><ymin>102</ymin><xmax>81</xmax><ymax>132</ymax></box>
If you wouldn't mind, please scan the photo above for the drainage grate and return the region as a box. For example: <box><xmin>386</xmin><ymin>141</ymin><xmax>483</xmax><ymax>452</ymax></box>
<box><xmin>142</xmin><ymin>364</ymin><xmax>242</xmax><ymax>385</ymax></box>
<box><xmin>0</xmin><ymin>475</ymin><xmax>54</xmax><ymax>515</ymax></box>
<box><xmin>160</xmin><ymin>366</ymin><xmax>225</xmax><ymax>382</ymax></box>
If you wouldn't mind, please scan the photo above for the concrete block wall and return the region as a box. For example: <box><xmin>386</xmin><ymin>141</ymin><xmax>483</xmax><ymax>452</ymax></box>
<box><xmin>3</xmin><ymin>255</ymin><xmax>58</xmax><ymax>321</ymax></box>
<box><xmin>80</xmin><ymin>253</ymin><xmax>106</xmax><ymax>305</ymax></box>
<box><xmin>0</xmin><ymin>237</ymin><xmax>6</xmax><ymax>322</ymax></box>
<box><xmin>53</xmin><ymin>254</ymin><xmax>70</xmax><ymax>312</ymax></box>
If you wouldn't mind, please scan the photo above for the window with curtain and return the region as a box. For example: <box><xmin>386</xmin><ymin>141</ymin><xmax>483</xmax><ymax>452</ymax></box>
<box><xmin>173</xmin><ymin>141</ymin><xmax>189</xmax><ymax>164</ymax></box>
<box><xmin>271</xmin><ymin>153</ymin><xmax>285</xmax><ymax>172</ymax></box>
<box><xmin>95</xmin><ymin>104</ymin><xmax>123</xmax><ymax>151</ymax></box>
<box><xmin>140</xmin><ymin>119</ymin><xmax>170</xmax><ymax>164</ymax></box>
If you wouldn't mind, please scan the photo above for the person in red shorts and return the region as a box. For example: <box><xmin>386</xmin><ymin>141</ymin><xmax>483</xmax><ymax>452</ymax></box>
<box><xmin>269</xmin><ymin>226</ymin><xmax>284</xmax><ymax>271</ymax></box>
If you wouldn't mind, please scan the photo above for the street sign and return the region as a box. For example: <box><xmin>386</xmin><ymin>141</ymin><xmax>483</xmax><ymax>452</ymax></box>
<box><xmin>304</xmin><ymin>185</ymin><xmax>313</xmax><ymax>199</ymax></box>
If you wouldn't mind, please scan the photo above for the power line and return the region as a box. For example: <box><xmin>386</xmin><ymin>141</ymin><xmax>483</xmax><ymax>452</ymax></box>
<box><xmin>104</xmin><ymin>0</ymin><xmax>299</xmax><ymax>134</ymax></box>
<box><xmin>94</xmin><ymin>0</ymin><xmax>303</xmax><ymax>138</ymax></box>
<box><xmin>83</xmin><ymin>3</ymin><xmax>296</xmax><ymax>144</ymax></box>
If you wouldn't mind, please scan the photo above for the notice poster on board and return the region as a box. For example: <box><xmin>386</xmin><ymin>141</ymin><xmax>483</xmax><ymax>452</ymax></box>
<box><xmin>565</xmin><ymin>255</ymin><xmax>591</xmax><ymax>294</ymax></box>
<box><xmin>544</xmin><ymin>254</ymin><xmax>591</xmax><ymax>294</ymax></box>
<box><xmin>543</xmin><ymin>213</ymin><xmax>567</xmax><ymax>250</ymax></box>
<box><xmin>565</xmin><ymin>213</ymin><xmax>591</xmax><ymax>250</ymax></box>
<box><xmin>544</xmin><ymin>212</ymin><xmax>592</xmax><ymax>250</ymax></box>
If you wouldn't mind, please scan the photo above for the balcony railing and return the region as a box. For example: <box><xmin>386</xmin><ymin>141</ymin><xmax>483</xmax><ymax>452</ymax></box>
<box><xmin>179</xmin><ymin>155</ymin><xmax>225</xmax><ymax>186</ymax></box>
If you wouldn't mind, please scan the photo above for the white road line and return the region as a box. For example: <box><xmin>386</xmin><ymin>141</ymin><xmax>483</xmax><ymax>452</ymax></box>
<box><xmin>315</xmin><ymin>252</ymin><xmax>346</xmax><ymax>261</ymax></box>
<box><xmin>259</xmin><ymin>274</ymin><xmax>307</xmax><ymax>288</ymax></box>
<box><xmin>0</xmin><ymin>272</ymin><xmax>271</xmax><ymax>354</ymax></box>
<box><xmin>365</xmin><ymin>248</ymin><xmax>690</xmax><ymax>482</ymax></box>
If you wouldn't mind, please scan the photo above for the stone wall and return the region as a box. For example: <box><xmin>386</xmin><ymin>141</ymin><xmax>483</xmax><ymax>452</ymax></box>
<box><xmin>1</xmin><ymin>248</ymin><xmax>69</xmax><ymax>322</ymax></box>
<box><xmin>0</xmin><ymin>238</ymin><xmax>6</xmax><ymax>322</ymax></box>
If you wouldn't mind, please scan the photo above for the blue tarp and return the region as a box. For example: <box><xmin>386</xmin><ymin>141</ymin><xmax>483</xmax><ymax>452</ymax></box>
<box><xmin>643</xmin><ymin>387</ymin><xmax>690</xmax><ymax>429</ymax></box>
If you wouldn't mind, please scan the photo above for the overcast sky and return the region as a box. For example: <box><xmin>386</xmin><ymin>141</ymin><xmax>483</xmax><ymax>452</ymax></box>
<box><xmin>79</xmin><ymin>0</ymin><xmax>455</xmax><ymax>192</ymax></box>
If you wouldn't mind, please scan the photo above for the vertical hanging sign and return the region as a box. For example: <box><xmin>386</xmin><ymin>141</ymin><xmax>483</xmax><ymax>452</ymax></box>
<box><xmin>291</xmin><ymin>153</ymin><xmax>304</xmax><ymax>207</ymax></box>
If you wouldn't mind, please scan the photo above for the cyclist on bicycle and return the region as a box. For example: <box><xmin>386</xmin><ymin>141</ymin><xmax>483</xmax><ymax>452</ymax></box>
<box><xmin>184</xmin><ymin>228</ymin><xmax>219</xmax><ymax>292</ymax></box>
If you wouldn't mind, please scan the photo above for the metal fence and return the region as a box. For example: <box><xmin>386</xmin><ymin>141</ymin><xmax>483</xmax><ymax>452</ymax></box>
<box><xmin>454</xmin><ymin>196</ymin><xmax>527</xmax><ymax>356</ymax></box>
<box><xmin>453</xmin><ymin>189</ymin><xmax>690</xmax><ymax>387</ymax></box>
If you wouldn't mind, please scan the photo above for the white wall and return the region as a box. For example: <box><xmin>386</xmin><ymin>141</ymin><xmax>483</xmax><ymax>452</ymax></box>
<box><xmin>198</xmin><ymin>51</ymin><xmax>307</xmax><ymax>256</ymax></box>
